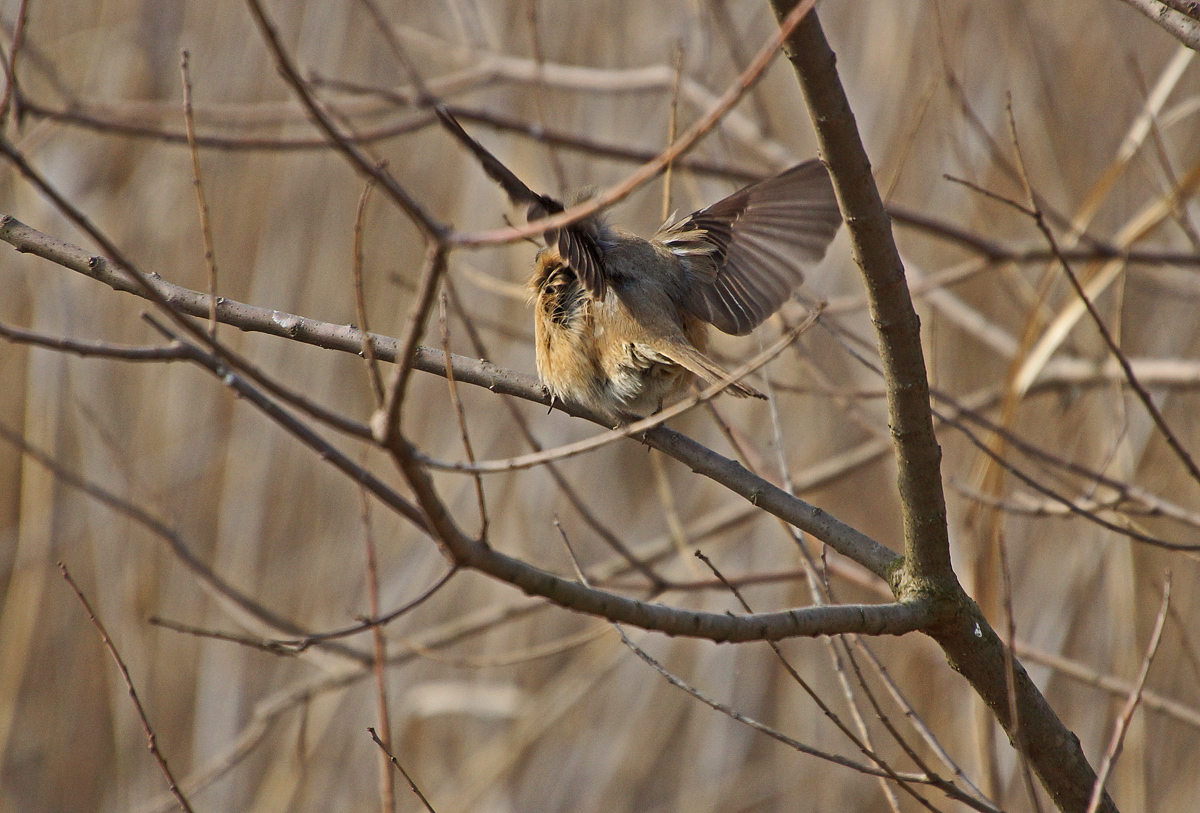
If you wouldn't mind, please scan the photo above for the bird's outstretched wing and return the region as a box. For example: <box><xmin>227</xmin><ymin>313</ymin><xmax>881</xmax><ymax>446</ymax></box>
<box><xmin>658</xmin><ymin>161</ymin><xmax>842</xmax><ymax>335</ymax></box>
<box><xmin>433</xmin><ymin>106</ymin><xmax>608</xmax><ymax>299</ymax></box>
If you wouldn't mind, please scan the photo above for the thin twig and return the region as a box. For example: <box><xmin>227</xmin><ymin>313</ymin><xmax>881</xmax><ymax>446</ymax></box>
<box><xmin>1165</xmin><ymin>601</ymin><xmax>1200</xmax><ymax>683</ymax></box>
<box><xmin>1089</xmin><ymin>575</ymin><xmax>1171</xmax><ymax>813</ymax></box>
<box><xmin>0</xmin><ymin>0</ymin><xmax>31</xmax><ymax>130</ymax></box>
<box><xmin>438</xmin><ymin>287</ymin><xmax>488</xmax><ymax>537</ymax></box>
<box><xmin>553</xmin><ymin>517</ymin><xmax>592</xmax><ymax>585</ymax></box>
<box><xmin>614</xmin><ymin>625</ymin><xmax>960</xmax><ymax>790</ymax></box>
<box><xmin>693</xmin><ymin>552</ymin><xmax>954</xmax><ymax>813</ymax></box>
<box><xmin>661</xmin><ymin>41</ymin><xmax>685</xmax><ymax>224</ymax></box>
<box><xmin>0</xmin><ymin>422</ymin><xmax>369</xmax><ymax>666</ymax></box>
<box><xmin>819</xmin><ymin>314</ymin><xmax>1200</xmax><ymax>551</ymax></box>
<box><xmin>524</xmin><ymin>0</ymin><xmax>568</xmax><ymax>194</ymax></box>
<box><xmin>151</xmin><ymin>564</ymin><xmax>458</xmax><ymax>656</ymax></box>
<box><xmin>707</xmin><ymin>0</ymin><xmax>774</xmax><ymax>132</ymax></box>
<box><xmin>929</xmin><ymin>383</ymin><xmax>1200</xmax><ymax>531</ymax></box>
<box><xmin>142</xmin><ymin>316</ymin><xmax>430</xmax><ymax>533</ymax></box>
<box><xmin>449</xmin><ymin>0</ymin><xmax>817</xmax><ymax>248</ymax></box>
<box><xmin>1003</xmin><ymin>110</ymin><xmax>1200</xmax><ymax>490</ymax></box>
<box><xmin>851</xmin><ymin>639</ymin><xmax>997</xmax><ymax>808</ymax></box>
<box><xmin>0</xmin><ymin>144</ymin><xmax>374</xmax><ymax>443</ymax></box>
<box><xmin>140</xmin><ymin>598</ymin><xmax>564</xmax><ymax>812</ymax></box>
<box><xmin>352</xmin><ymin>175</ymin><xmax>387</xmax><ymax>407</ymax></box>
<box><xmin>755</xmin><ymin>350</ymin><xmax>946</xmax><ymax>812</ymax></box>
<box><xmin>359</xmin><ymin>487</ymin><xmax>396</xmax><ymax>813</ymax></box>
<box><xmin>244</xmin><ymin>0</ymin><xmax>447</xmax><ymax>238</ymax></box>
<box><xmin>995</xmin><ymin>472</ymin><xmax>1045</xmax><ymax>813</ymax></box>
<box><xmin>272</xmin><ymin>567</ymin><xmax>460</xmax><ymax>649</ymax></box>
<box><xmin>368</xmin><ymin>727</ymin><xmax>437</xmax><ymax>813</ymax></box>
<box><xmin>148</xmin><ymin>617</ymin><xmax>306</xmax><ymax>655</ymax></box>
<box><xmin>648</xmin><ymin>450</ymin><xmax>699</xmax><ymax>577</ymax></box>
<box><xmin>377</xmin><ymin>242</ymin><xmax>448</xmax><ymax>441</ymax></box>
<box><xmin>1128</xmin><ymin>53</ymin><xmax>1200</xmax><ymax>251</ymax></box>
<box><xmin>59</xmin><ymin>563</ymin><xmax>196</xmax><ymax>813</ymax></box>
<box><xmin>15</xmin><ymin>87</ymin><xmax>1200</xmax><ymax>271</ymax></box>
<box><xmin>180</xmin><ymin>51</ymin><xmax>220</xmax><ymax>338</ymax></box>
<box><xmin>397</xmin><ymin>624</ymin><xmax>607</xmax><ymax>669</ymax></box>
<box><xmin>940</xmin><ymin>394</ymin><xmax>1194</xmax><ymax>551</ymax></box>
<box><xmin>1014</xmin><ymin>639</ymin><xmax>1200</xmax><ymax>731</ymax></box>
<box><xmin>0</xmin><ymin>320</ymin><xmax>190</xmax><ymax>360</ymax></box>
<box><xmin>996</xmin><ymin>98</ymin><xmax>1047</xmax><ymax>813</ymax></box>
<box><xmin>17</xmin><ymin>94</ymin><xmax>772</xmax><ymax>180</ymax></box>
<box><xmin>1085</xmin><ymin>575</ymin><xmax>1172</xmax><ymax>813</ymax></box>
<box><xmin>764</xmin><ymin>340</ymin><xmax>910</xmax><ymax>813</ymax></box>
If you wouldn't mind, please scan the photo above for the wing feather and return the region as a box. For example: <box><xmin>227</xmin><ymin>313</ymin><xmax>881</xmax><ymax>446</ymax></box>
<box><xmin>436</xmin><ymin>105</ymin><xmax>609</xmax><ymax>299</ymax></box>
<box><xmin>659</xmin><ymin>161</ymin><xmax>841</xmax><ymax>335</ymax></box>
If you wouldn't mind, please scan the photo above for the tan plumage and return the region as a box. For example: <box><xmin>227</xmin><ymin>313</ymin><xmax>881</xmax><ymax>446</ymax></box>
<box><xmin>532</xmin><ymin>230</ymin><xmax>760</xmax><ymax>420</ymax></box>
<box><xmin>436</xmin><ymin>106</ymin><xmax>843</xmax><ymax>422</ymax></box>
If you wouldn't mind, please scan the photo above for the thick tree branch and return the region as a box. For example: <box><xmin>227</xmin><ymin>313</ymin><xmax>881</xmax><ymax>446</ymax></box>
<box><xmin>768</xmin><ymin>6</ymin><xmax>951</xmax><ymax>589</ymax></box>
<box><xmin>769</xmin><ymin>5</ymin><xmax>1117</xmax><ymax>811</ymax></box>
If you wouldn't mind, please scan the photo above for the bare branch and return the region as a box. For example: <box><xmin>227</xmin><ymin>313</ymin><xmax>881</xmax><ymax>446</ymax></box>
<box><xmin>397</xmin><ymin>426</ymin><xmax>928</xmax><ymax>640</ymax></box>
<box><xmin>59</xmin><ymin>564</ymin><xmax>196</xmax><ymax>813</ymax></box>
<box><xmin>1119</xmin><ymin>0</ymin><xmax>1200</xmax><ymax>50</ymax></box>
<box><xmin>243</xmin><ymin>0</ymin><xmax>447</xmax><ymax>238</ymax></box>
<box><xmin>179</xmin><ymin>51</ymin><xmax>219</xmax><ymax>337</ymax></box>
<box><xmin>769</xmin><ymin>3</ymin><xmax>951</xmax><ymax>588</ymax></box>
<box><xmin>368</xmin><ymin>728</ymin><xmax>438</xmax><ymax>813</ymax></box>
<box><xmin>772</xmin><ymin>5</ymin><xmax>1119</xmax><ymax>810</ymax></box>
<box><xmin>1085</xmin><ymin>575</ymin><xmax>1172</xmax><ymax>813</ymax></box>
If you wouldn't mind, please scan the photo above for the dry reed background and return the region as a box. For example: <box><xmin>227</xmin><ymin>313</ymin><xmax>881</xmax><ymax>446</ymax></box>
<box><xmin>0</xmin><ymin>1</ymin><xmax>1198</xmax><ymax>811</ymax></box>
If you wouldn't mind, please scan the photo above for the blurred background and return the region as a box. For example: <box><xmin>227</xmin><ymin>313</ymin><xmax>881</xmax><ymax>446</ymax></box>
<box><xmin>1</xmin><ymin>1</ymin><xmax>1198</xmax><ymax>810</ymax></box>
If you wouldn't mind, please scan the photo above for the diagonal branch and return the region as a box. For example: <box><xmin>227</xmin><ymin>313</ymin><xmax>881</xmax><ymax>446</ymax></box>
<box><xmin>243</xmin><ymin>0</ymin><xmax>447</xmax><ymax>239</ymax></box>
<box><xmin>3</xmin><ymin>212</ymin><xmax>912</xmax><ymax>641</ymax></box>
<box><xmin>59</xmin><ymin>564</ymin><xmax>196</xmax><ymax>813</ymax></box>
<box><xmin>386</xmin><ymin>428</ymin><xmax>929</xmax><ymax>641</ymax></box>
<box><xmin>1118</xmin><ymin>0</ymin><xmax>1200</xmax><ymax>50</ymax></box>
<box><xmin>0</xmin><ymin>213</ymin><xmax>900</xmax><ymax>580</ymax></box>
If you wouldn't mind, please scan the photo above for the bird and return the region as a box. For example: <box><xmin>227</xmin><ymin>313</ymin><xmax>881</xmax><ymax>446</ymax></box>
<box><xmin>434</xmin><ymin>106</ymin><xmax>842</xmax><ymax>423</ymax></box>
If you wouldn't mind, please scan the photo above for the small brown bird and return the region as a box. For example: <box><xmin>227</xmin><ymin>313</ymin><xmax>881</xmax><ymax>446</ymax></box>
<box><xmin>436</xmin><ymin>107</ymin><xmax>842</xmax><ymax>422</ymax></box>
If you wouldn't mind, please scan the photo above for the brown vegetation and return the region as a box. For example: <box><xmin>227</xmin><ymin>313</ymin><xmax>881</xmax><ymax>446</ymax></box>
<box><xmin>1</xmin><ymin>1</ymin><xmax>1199</xmax><ymax>811</ymax></box>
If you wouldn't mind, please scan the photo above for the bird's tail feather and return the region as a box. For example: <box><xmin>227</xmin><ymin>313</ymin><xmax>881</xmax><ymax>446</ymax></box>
<box><xmin>665</xmin><ymin>343</ymin><xmax>765</xmax><ymax>400</ymax></box>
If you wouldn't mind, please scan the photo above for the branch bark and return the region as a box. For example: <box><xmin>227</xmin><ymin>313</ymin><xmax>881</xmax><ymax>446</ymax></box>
<box><xmin>768</xmin><ymin>4</ymin><xmax>1117</xmax><ymax>811</ymax></box>
<box><xmin>0</xmin><ymin>213</ymin><xmax>913</xmax><ymax>642</ymax></box>
<box><xmin>1119</xmin><ymin>0</ymin><xmax>1200</xmax><ymax>50</ymax></box>
<box><xmin>0</xmin><ymin>213</ymin><xmax>899</xmax><ymax>581</ymax></box>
